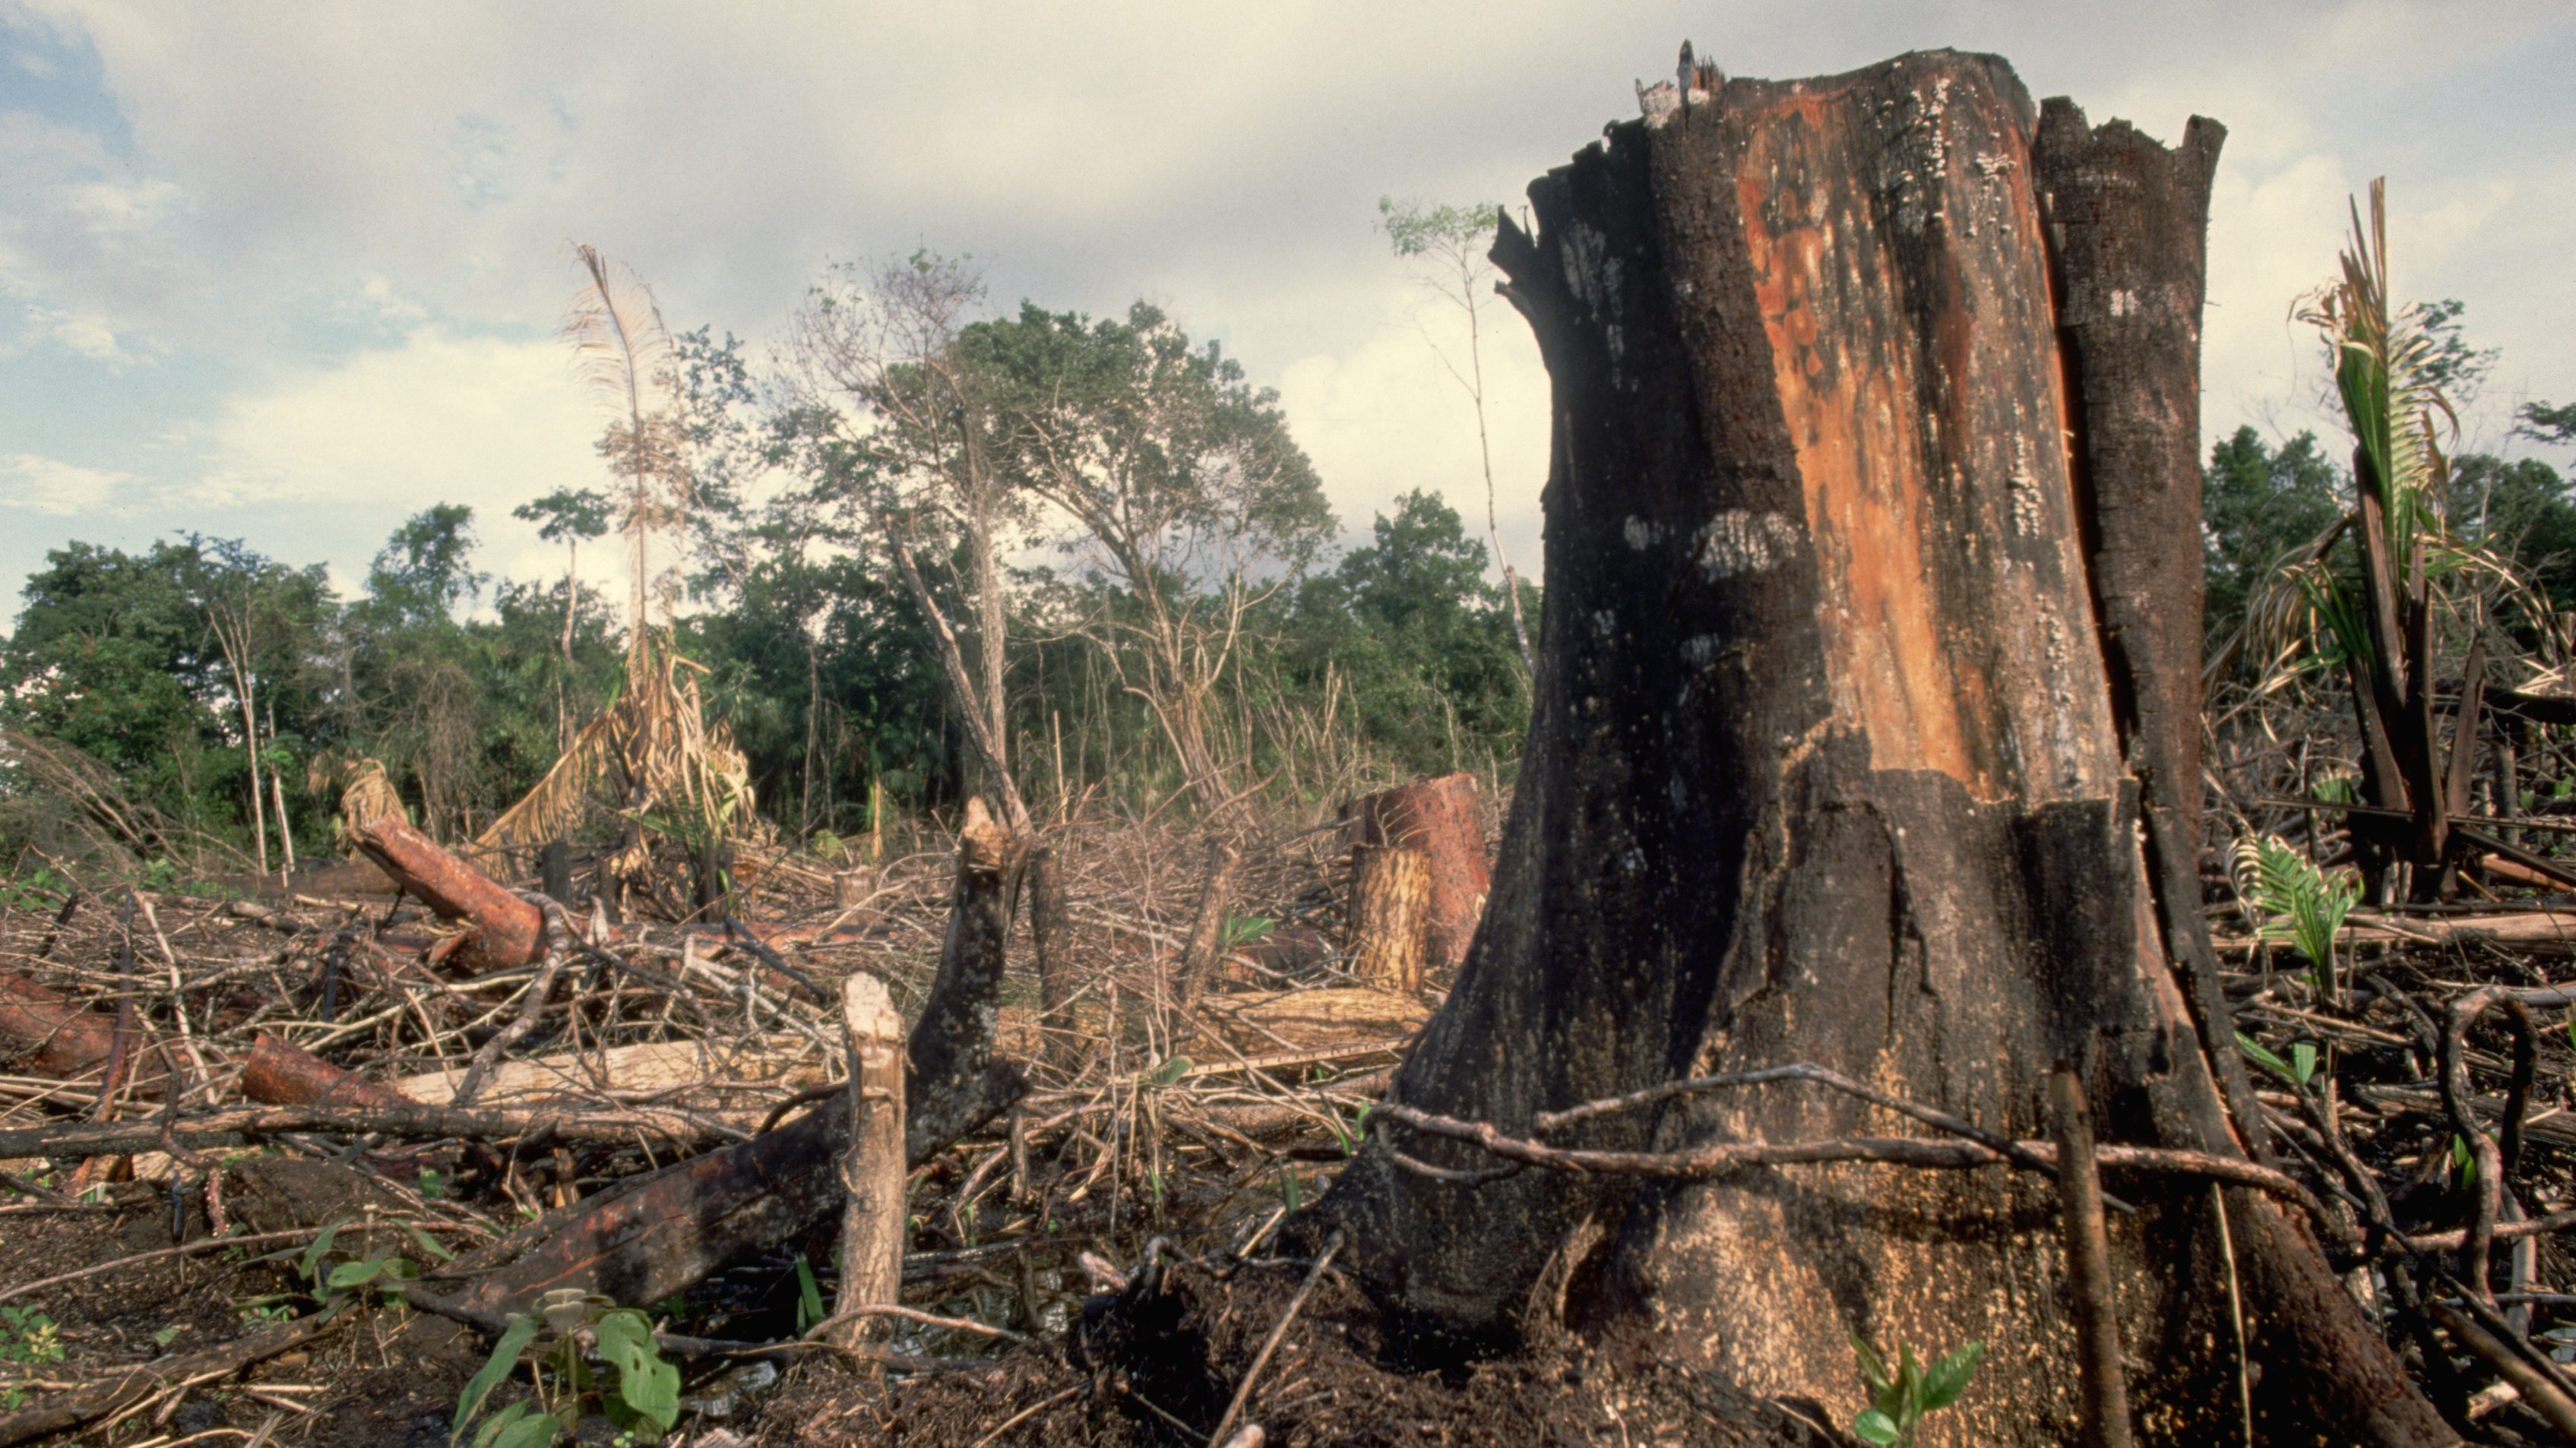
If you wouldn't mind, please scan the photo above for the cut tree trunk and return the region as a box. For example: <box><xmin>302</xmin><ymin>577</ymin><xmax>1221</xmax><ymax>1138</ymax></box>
<box><xmin>1344</xmin><ymin>773</ymin><xmax>1488</xmax><ymax>976</ymax></box>
<box><xmin>239</xmin><ymin>1032</ymin><xmax>413</xmax><ymax>1110</ymax></box>
<box><xmin>351</xmin><ymin>818</ymin><xmax>545</xmax><ymax>972</ymax></box>
<box><xmin>832</xmin><ymin>970</ymin><xmax>904</xmax><ymax>1345</ymax></box>
<box><xmin>1310</xmin><ymin>50</ymin><xmax>2447</xmax><ymax>1448</ymax></box>
<box><xmin>1344</xmin><ymin>845</ymin><xmax>1431</xmax><ymax>994</ymax></box>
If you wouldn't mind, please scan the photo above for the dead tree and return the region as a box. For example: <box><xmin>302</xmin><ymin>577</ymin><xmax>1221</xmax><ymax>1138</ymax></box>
<box><xmin>1310</xmin><ymin>51</ymin><xmax>2448</xmax><ymax>1446</ymax></box>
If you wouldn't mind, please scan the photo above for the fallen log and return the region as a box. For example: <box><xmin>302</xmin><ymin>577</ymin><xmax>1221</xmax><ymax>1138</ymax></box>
<box><xmin>0</xmin><ymin>1098</ymin><xmax>726</xmax><ymax>1161</ymax></box>
<box><xmin>395</xmin><ymin>1035</ymin><xmax>820</xmax><ymax>1108</ymax></box>
<box><xmin>446</xmin><ymin>800</ymin><xmax>1032</xmax><ymax>1317</ymax></box>
<box><xmin>239</xmin><ymin>1031</ymin><xmax>414</xmax><ymax>1110</ymax></box>
<box><xmin>353</xmin><ymin>817</ymin><xmax>545</xmax><ymax>972</ymax></box>
<box><xmin>0</xmin><ymin>969</ymin><xmax>176</xmax><ymax>1097</ymax></box>
<box><xmin>2217</xmin><ymin>911</ymin><xmax>2576</xmax><ymax>956</ymax></box>
<box><xmin>0</xmin><ymin>969</ymin><xmax>125</xmax><ymax>1080</ymax></box>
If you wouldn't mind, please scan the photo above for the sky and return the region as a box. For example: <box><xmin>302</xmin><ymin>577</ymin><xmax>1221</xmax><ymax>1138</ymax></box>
<box><xmin>2</xmin><ymin>1</ymin><xmax>2572</xmax><ymax>629</ymax></box>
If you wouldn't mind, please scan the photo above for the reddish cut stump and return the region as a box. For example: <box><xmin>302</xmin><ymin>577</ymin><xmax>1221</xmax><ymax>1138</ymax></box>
<box><xmin>1311</xmin><ymin>49</ymin><xmax>2446</xmax><ymax>1448</ymax></box>
<box><xmin>1344</xmin><ymin>773</ymin><xmax>1488</xmax><ymax>976</ymax></box>
<box><xmin>353</xmin><ymin>818</ymin><xmax>545</xmax><ymax>972</ymax></box>
<box><xmin>1345</xmin><ymin>845</ymin><xmax>1431</xmax><ymax>994</ymax></box>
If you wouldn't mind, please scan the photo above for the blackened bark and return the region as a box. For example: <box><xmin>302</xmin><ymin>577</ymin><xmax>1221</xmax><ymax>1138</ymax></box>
<box><xmin>1310</xmin><ymin>49</ymin><xmax>2447</xmax><ymax>1447</ymax></box>
<box><xmin>2033</xmin><ymin>103</ymin><xmax>2272</xmax><ymax>1170</ymax></box>
<box><xmin>907</xmin><ymin>801</ymin><xmax>1029</xmax><ymax>1153</ymax></box>
<box><xmin>1027</xmin><ymin>844</ymin><xmax>1075</xmax><ymax>1071</ymax></box>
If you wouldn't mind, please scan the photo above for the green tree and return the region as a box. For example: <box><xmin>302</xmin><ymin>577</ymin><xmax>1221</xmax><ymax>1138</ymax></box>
<box><xmin>2202</xmin><ymin>425</ymin><xmax>2345</xmax><ymax>663</ymax></box>
<box><xmin>976</xmin><ymin>300</ymin><xmax>1334</xmax><ymax>814</ymax></box>
<box><xmin>1293</xmin><ymin>489</ymin><xmax>1530</xmax><ymax>776</ymax></box>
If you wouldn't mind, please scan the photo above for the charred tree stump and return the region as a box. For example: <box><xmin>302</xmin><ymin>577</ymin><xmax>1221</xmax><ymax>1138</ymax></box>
<box><xmin>1309</xmin><ymin>49</ymin><xmax>2447</xmax><ymax>1447</ymax></box>
<box><xmin>1344</xmin><ymin>773</ymin><xmax>1489</xmax><ymax>976</ymax></box>
<box><xmin>831</xmin><ymin>971</ymin><xmax>905</xmax><ymax>1345</ymax></box>
<box><xmin>1344</xmin><ymin>845</ymin><xmax>1431</xmax><ymax>994</ymax></box>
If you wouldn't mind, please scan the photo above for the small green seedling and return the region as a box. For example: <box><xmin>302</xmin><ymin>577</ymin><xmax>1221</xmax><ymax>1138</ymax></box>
<box><xmin>2233</xmin><ymin>834</ymin><xmax>2359</xmax><ymax>997</ymax></box>
<box><xmin>451</xmin><ymin>1298</ymin><xmax>679</xmax><ymax>1448</ymax></box>
<box><xmin>298</xmin><ymin>1217</ymin><xmax>422</xmax><ymax>1309</ymax></box>
<box><xmin>1849</xmin><ymin>1333</ymin><xmax>1984</xmax><ymax>1446</ymax></box>
<box><xmin>793</xmin><ymin>1259</ymin><xmax>827</xmax><ymax>1336</ymax></box>
<box><xmin>2236</xmin><ymin>1034</ymin><xmax>2321</xmax><ymax>1091</ymax></box>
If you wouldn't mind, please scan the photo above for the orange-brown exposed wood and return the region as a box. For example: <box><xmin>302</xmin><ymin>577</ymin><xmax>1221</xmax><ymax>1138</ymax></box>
<box><xmin>352</xmin><ymin>818</ymin><xmax>545</xmax><ymax>972</ymax></box>
<box><xmin>1343</xmin><ymin>773</ymin><xmax>1488</xmax><ymax>976</ymax></box>
<box><xmin>238</xmin><ymin>1031</ymin><xmax>415</xmax><ymax>1110</ymax></box>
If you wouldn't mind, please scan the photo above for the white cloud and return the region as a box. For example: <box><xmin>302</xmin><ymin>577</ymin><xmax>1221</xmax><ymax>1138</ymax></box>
<box><xmin>3</xmin><ymin>0</ymin><xmax>2574</xmax><ymax>610</ymax></box>
<box><xmin>193</xmin><ymin>325</ymin><xmax>599</xmax><ymax>511</ymax></box>
<box><xmin>1277</xmin><ymin>282</ymin><xmax>1549</xmax><ymax>574</ymax></box>
<box><xmin>0</xmin><ymin>451</ymin><xmax>127</xmax><ymax>513</ymax></box>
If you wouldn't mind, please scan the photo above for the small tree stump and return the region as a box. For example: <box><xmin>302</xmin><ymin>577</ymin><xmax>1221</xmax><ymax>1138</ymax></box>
<box><xmin>833</xmin><ymin>970</ymin><xmax>904</xmax><ymax>1344</ymax></box>
<box><xmin>1176</xmin><ymin>839</ymin><xmax>1240</xmax><ymax>1011</ymax></box>
<box><xmin>1346</xmin><ymin>844</ymin><xmax>1431</xmax><ymax>993</ymax></box>
<box><xmin>832</xmin><ymin>866</ymin><xmax>878</xmax><ymax>919</ymax></box>
<box><xmin>1343</xmin><ymin>773</ymin><xmax>1488</xmax><ymax>976</ymax></box>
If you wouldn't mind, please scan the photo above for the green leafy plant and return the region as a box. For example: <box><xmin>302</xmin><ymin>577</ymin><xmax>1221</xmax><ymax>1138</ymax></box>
<box><xmin>2236</xmin><ymin>1033</ymin><xmax>2321</xmax><ymax>1091</ymax></box>
<box><xmin>0</xmin><ymin>1307</ymin><xmax>64</xmax><ymax>1366</ymax></box>
<box><xmin>1139</xmin><ymin>1055</ymin><xmax>1193</xmax><ymax>1089</ymax></box>
<box><xmin>1849</xmin><ymin>1333</ymin><xmax>1984</xmax><ymax>1446</ymax></box>
<box><xmin>451</xmin><ymin>1298</ymin><xmax>679</xmax><ymax>1448</ymax></box>
<box><xmin>1221</xmin><ymin>913</ymin><xmax>1274</xmax><ymax>948</ymax></box>
<box><xmin>297</xmin><ymin>1217</ymin><xmax>425</xmax><ymax>1309</ymax></box>
<box><xmin>2233</xmin><ymin>834</ymin><xmax>2359</xmax><ymax>996</ymax></box>
<box><xmin>793</xmin><ymin>1259</ymin><xmax>827</xmax><ymax>1336</ymax></box>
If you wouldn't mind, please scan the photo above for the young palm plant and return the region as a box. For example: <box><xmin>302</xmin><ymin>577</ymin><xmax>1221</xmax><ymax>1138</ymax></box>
<box><xmin>478</xmin><ymin>245</ymin><xmax>754</xmax><ymax>916</ymax></box>
<box><xmin>2246</xmin><ymin>181</ymin><xmax>2541</xmax><ymax>900</ymax></box>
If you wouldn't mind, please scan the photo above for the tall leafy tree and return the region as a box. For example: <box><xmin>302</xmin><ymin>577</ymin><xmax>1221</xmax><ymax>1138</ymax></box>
<box><xmin>976</xmin><ymin>300</ymin><xmax>1334</xmax><ymax>814</ymax></box>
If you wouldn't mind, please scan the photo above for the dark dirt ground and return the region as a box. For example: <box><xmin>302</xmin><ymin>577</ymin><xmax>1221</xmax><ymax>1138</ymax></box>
<box><xmin>747</xmin><ymin>1253</ymin><xmax>1804</xmax><ymax>1448</ymax></box>
<box><xmin>0</xmin><ymin>1180</ymin><xmax>1812</xmax><ymax>1448</ymax></box>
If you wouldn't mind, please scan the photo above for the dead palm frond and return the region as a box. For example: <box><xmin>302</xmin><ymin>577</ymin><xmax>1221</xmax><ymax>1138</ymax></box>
<box><xmin>565</xmin><ymin>242</ymin><xmax>693</xmax><ymax>653</ymax></box>
<box><xmin>2248</xmin><ymin>179</ymin><xmax>2533</xmax><ymax>899</ymax></box>
<box><xmin>474</xmin><ymin>249</ymin><xmax>752</xmax><ymax>909</ymax></box>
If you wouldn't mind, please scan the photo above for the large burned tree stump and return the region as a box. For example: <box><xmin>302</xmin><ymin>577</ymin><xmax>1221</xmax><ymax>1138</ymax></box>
<box><xmin>1312</xmin><ymin>50</ymin><xmax>2448</xmax><ymax>1447</ymax></box>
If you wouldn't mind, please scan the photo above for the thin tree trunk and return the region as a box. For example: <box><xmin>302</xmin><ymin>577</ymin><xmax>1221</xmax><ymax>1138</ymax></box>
<box><xmin>1312</xmin><ymin>51</ymin><xmax>2445</xmax><ymax>1446</ymax></box>
<box><xmin>831</xmin><ymin>970</ymin><xmax>904</xmax><ymax>1345</ymax></box>
<box><xmin>888</xmin><ymin>526</ymin><xmax>1030</xmax><ymax>833</ymax></box>
<box><xmin>1027</xmin><ymin>844</ymin><xmax>1076</xmax><ymax>1072</ymax></box>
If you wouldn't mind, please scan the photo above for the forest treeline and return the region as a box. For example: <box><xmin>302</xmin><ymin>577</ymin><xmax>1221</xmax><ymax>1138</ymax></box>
<box><xmin>0</xmin><ymin>251</ymin><xmax>1537</xmax><ymax>876</ymax></box>
<box><xmin>2</xmin><ymin>269</ymin><xmax>2571</xmax><ymax>880</ymax></box>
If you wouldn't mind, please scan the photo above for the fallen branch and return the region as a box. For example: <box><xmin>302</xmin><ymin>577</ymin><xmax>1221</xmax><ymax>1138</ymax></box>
<box><xmin>0</xmin><ymin>1307</ymin><xmax>338</xmax><ymax>1447</ymax></box>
